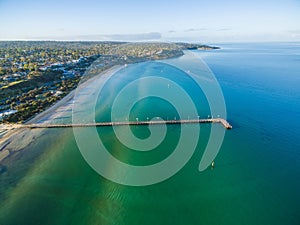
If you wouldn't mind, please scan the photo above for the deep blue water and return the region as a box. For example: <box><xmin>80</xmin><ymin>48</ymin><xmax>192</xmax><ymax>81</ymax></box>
<box><xmin>194</xmin><ymin>43</ymin><xmax>300</xmax><ymax>224</ymax></box>
<box><xmin>196</xmin><ymin>43</ymin><xmax>300</xmax><ymax>152</ymax></box>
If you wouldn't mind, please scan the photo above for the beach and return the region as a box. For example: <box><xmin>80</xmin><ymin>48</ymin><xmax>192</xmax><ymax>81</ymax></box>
<box><xmin>0</xmin><ymin>65</ymin><xmax>123</xmax><ymax>164</ymax></box>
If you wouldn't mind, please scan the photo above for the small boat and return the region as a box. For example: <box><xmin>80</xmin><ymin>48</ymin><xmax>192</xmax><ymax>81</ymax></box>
<box><xmin>211</xmin><ymin>161</ymin><xmax>215</xmax><ymax>168</ymax></box>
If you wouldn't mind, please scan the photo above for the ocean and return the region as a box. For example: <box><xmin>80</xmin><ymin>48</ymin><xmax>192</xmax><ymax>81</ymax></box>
<box><xmin>0</xmin><ymin>42</ymin><xmax>299</xmax><ymax>225</ymax></box>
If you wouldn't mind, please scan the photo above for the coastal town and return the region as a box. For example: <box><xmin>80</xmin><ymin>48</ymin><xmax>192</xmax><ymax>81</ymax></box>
<box><xmin>0</xmin><ymin>41</ymin><xmax>218</xmax><ymax>123</ymax></box>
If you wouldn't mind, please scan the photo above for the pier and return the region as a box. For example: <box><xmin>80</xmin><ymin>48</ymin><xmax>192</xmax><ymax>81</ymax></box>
<box><xmin>3</xmin><ymin>118</ymin><xmax>232</xmax><ymax>130</ymax></box>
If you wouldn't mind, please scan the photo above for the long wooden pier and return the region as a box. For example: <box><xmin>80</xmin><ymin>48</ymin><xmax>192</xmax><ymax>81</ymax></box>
<box><xmin>5</xmin><ymin>118</ymin><xmax>232</xmax><ymax>130</ymax></box>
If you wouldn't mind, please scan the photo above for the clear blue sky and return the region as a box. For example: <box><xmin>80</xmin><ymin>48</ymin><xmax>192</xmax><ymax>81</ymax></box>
<box><xmin>1</xmin><ymin>0</ymin><xmax>300</xmax><ymax>42</ymax></box>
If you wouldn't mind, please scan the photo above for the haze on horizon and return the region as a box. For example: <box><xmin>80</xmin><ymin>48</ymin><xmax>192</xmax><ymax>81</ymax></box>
<box><xmin>0</xmin><ymin>0</ymin><xmax>300</xmax><ymax>43</ymax></box>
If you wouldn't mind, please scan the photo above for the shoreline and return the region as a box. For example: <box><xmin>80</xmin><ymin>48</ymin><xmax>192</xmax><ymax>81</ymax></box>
<box><xmin>0</xmin><ymin>65</ymin><xmax>123</xmax><ymax>163</ymax></box>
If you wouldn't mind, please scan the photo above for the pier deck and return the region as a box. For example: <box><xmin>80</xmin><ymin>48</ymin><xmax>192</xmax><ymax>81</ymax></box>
<box><xmin>3</xmin><ymin>118</ymin><xmax>232</xmax><ymax>130</ymax></box>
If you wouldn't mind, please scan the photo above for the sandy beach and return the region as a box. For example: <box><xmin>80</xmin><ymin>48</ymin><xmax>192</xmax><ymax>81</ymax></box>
<box><xmin>0</xmin><ymin>65</ymin><xmax>123</xmax><ymax>163</ymax></box>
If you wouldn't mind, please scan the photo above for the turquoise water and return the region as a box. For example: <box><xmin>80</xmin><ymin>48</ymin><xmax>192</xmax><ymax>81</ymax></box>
<box><xmin>0</xmin><ymin>43</ymin><xmax>300</xmax><ymax>225</ymax></box>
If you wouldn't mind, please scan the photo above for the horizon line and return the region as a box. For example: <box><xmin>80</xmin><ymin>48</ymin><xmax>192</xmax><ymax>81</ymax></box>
<box><xmin>0</xmin><ymin>39</ymin><xmax>299</xmax><ymax>44</ymax></box>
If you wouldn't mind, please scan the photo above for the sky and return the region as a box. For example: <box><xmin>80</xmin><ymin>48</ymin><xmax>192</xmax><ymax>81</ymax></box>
<box><xmin>0</xmin><ymin>0</ymin><xmax>300</xmax><ymax>43</ymax></box>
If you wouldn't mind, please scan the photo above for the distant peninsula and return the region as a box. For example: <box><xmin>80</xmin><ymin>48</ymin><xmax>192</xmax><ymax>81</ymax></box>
<box><xmin>175</xmin><ymin>42</ymin><xmax>220</xmax><ymax>50</ymax></box>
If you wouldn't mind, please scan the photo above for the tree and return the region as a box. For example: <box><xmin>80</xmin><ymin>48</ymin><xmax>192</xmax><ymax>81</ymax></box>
<box><xmin>23</xmin><ymin>63</ymin><xmax>29</xmax><ymax>70</ymax></box>
<box><xmin>12</xmin><ymin>67</ymin><xmax>18</xmax><ymax>73</ymax></box>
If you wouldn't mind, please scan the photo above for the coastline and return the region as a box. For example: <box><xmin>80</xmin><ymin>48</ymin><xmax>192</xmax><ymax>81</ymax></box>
<box><xmin>0</xmin><ymin>47</ymin><xmax>209</xmax><ymax>163</ymax></box>
<box><xmin>0</xmin><ymin>65</ymin><xmax>123</xmax><ymax>163</ymax></box>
